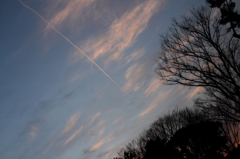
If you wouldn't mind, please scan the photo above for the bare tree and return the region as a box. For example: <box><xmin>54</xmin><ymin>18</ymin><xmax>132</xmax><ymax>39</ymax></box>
<box><xmin>117</xmin><ymin>140</ymin><xmax>140</xmax><ymax>159</ymax></box>
<box><xmin>157</xmin><ymin>5</ymin><xmax>240</xmax><ymax>122</ymax></box>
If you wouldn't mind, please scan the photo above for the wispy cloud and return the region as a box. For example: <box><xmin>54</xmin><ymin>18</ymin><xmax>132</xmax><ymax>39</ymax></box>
<box><xmin>123</xmin><ymin>62</ymin><xmax>147</xmax><ymax>92</ymax></box>
<box><xmin>18</xmin><ymin>0</ymin><xmax>134</xmax><ymax>99</ymax></box>
<box><xmin>61</xmin><ymin>111</ymin><xmax>81</xmax><ymax>135</ymax></box>
<box><xmin>144</xmin><ymin>79</ymin><xmax>162</xmax><ymax>97</ymax></box>
<box><xmin>64</xmin><ymin>126</ymin><xmax>83</xmax><ymax>146</ymax></box>
<box><xmin>124</xmin><ymin>48</ymin><xmax>145</xmax><ymax>65</ymax></box>
<box><xmin>89</xmin><ymin>133</ymin><xmax>113</xmax><ymax>152</ymax></box>
<box><xmin>80</xmin><ymin>0</ymin><xmax>166</xmax><ymax>66</ymax></box>
<box><xmin>186</xmin><ymin>87</ymin><xmax>203</xmax><ymax>100</ymax></box>
<box><xmin>87</xmin><ymin>119</ymin><xmax>106</xmax><ymax>140</ymax></box>
<box><xmin>68</xmin><ymin>74</ymin><xmax>81</xmax><ymax>83</ymax></box>
<box><xmin>28</xmin><ymin>125</ymin><xmax>39</xmax><ymax>139</ymax></box>
<box><xmin>138</xmin><ymin>90</ymin><xmax>171</xmax><ymax>117</ymax></box>
<box><xmin>105</xmin><ymin>151</ymin><xmax>112</xmax><ymax>157</ymax></box>
<box><xmin>89</xmin><ymin>112</ymin><xmax>100</xmax><ymax>126</ymax></box>
<box><xmin>46</xmin><ymin>0</ymin><xmax>95</xmax><ymax>30</ymax></box>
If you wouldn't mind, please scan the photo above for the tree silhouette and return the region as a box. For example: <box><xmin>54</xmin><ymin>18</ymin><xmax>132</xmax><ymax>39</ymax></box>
<box><xmin>198</xmin><ymin>105</ymin><xmax>240</xmax><ymax>149</ymax></box>
<box><xmin>205</xmin><ymin>0</ymin><xmax>240</xmax><ymax>39</ymax></box>
<box><xmin>222</xmin><ymin>120</ymin><xmax>240</xmax><ymax>149</ymax></box>
<box><xmin>157</xmin><ymin>5</ymin><xmax>240</xmax><ymax>122</ymax></box>
<box><xmin>117</xmin><ymin>140</ymin><xmax>140</xmax><ymax>159</ymax></box>
<box><xmin>167</xmin><ymin>121</ymin><xmax>227</xmax><ymax>159</ymax></box>
<box><xmin>112</xmin><ymin>108</ymin><xmax>235</xmax><ymax>159</ymax></box>
<box><xmin>112</xmin><ymin>108</ymin><xmax>226</xmax><ymax>159</ymax></box>
<box><xmin>225</xmin><ymin>145</ymin><xmax>240</xmax><ymax>159</ymax></box>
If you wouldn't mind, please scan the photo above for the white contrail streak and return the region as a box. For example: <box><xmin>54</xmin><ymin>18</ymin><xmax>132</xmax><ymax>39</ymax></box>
<box><xmin>18</xmin><ymin>0</ymin><xmax>133</xmax><ymax>99</ymax></box>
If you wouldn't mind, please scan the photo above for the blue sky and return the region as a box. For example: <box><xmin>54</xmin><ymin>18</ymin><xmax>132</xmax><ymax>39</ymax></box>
<box><xmin>0</xmin><ymin>0</ymin><xmax>206</xmax><ymax>158</ymax></box>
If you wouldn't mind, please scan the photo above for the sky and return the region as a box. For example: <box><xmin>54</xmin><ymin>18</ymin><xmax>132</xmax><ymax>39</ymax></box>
<box><xmin>0</xmin><ymin>0</ymin><xmax>207</xmax><ymax>159</ymax></box>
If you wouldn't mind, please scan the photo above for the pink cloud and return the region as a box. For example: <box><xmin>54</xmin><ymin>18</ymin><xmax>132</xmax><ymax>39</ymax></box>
<box><xmin>46</xmin><ymin>0</ymin><xmax>95</xmax><ymax>30</ymax></box>
<box><xmin>80</xmin><ymin>0</ymin><xmax>167</xmax><ymax>66</ymax></box>
<box><xmin>64</xmin><ymin>126</ymin><xmax>83</xmax><ymax>146</ymax></box>
<box><xmin>61</xmin><ymin>111</ymin><xmax>81</xmax><ymax>135</ymax></box>
<box><xmin>144</xmin><ymin>79</ymin><xmax>163</xmax><ymax>97</ymax></box>
<box><xmin>186</xmin><ymin>87</ymin><xmax>204</xmax><ymax>100</ymax></box>
<box><xmin>138</xmin><ymin>90</ymin><xmax>171</xmax><ymax>117</ymax></box>
<box><xmin>28</xmin><ymin>125</ymin><xmax>39</xmax><ymax>139</ymax></box>
<box><xmin>89</xmin><ymin>133</ymin><xmax>113</xmax><ymax>152</ymax></box>
<box><xmin>105</xmin><ymin>151</ymin><xmax>112</xmax><ymax>157</ymax></box>
<box><xmin>89</xmin><ymin>112</ymin><xmax>100</xmax><ymax>126</ymax></box>
<box><xmin>124</xmin><ymin>48</ymin><xmax>145</xmax><ymax>64</ymax></box>
<box><xmin>123</xmin><ymin>62</ymin><xmax>147</xmax><ymax>92</ymax></box>
<box><xmin>87</xmin><ymin>119</ymin><xmax>106</xmax><ymax>140</ymax></box>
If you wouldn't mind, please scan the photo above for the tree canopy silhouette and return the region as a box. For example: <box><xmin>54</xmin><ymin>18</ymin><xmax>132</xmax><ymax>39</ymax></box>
<box><xmin>205</xmin><ymin>0</ymin><xmax>240</xmax><ymax>39</ymax></box>
<box><xmin>157</xmin><ymin>5</ymin><xmax>240</xmax><ymax>122</ymax></box>
<box><xmin>167</xmin><ymin>121</ymin><xmax>227</xmax><ymax>159</ymax></box>
<box><xmin>112</xmin><ymin>108</ymin><xmax>233</xmax><ymax>159</ymax></box>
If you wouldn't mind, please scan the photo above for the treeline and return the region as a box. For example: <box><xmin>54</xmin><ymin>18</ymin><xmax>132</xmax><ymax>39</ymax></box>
<box><xmin>112</xmin><ymin>108</ymin><xmax>240</xmax><ymax>159</ymax></box>
<box><xmin>112</xmin><ymin>0</ymin><xmax>240</xmax><ymax>158</ymax></box>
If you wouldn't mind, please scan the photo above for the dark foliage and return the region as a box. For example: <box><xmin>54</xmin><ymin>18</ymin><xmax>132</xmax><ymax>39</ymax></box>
<box><xmin>225</xmin><ymin>145</ymin><xmax>240</xmax><ymax>159</ymax></box>
<box><xmin>205</xmin><ymin>0</ymin><xmax>240</xmax><ymax>38</ymax></box>
<box><xmin>167</xmin><ymin>121</ymin><xmax>227</xmax><ymax>159</ymax></box>
<box><xmin>143</xmin><ymin>137</ymin><xmax>167</xmax><ymax>159</ymax></box>
<box><xmin>112</xmin><ymin>108</ymin><xmax>235</xmax><ymax>159</ymax></box>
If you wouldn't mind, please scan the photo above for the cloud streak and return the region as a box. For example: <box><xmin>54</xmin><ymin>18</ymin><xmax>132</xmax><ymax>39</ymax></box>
<box><xmin>144</xmin><ymin>79</ymin><xmax>163</xmax><ymax>97</ymax></box>
<box><xmin>18</xmin><ymin>0</ymin><xmax>133</xmax><ymax>99</ymax></box>
<box><xmin>139</xmin><ymin>90</ymin><xmax>171</xmax><ymax>117</ymax></box>
<box><xmin>124</xmin><ymin>48</ymin><xmax>145</xmax><ymax>65</ymax></box>
<box><xmin>87</xmin><ymin>119</ymin><xmax>106</xmax><ymax>140</ymax></box>
<box><xmin>186</xmin><ymin>87</ymin><xmax>203</xmax><ymax>100</ymax></box>
<box><xmin>89</xmin><ymin>133</ymin><xmax>113</xmax><ymax>152</ymax></box>
<box><xmin>64</xmin><ymin>126</ymin><xmax>83</xmax><ymax>146</ymax></box>
<box><xmin>28</xmin><ymin>125</ymin><xmax>38</xmax><ymax>139</ymax></box>
<box><xmin>123</xmin><ymin>62</ymin><xmax>148</xmax><ymax>92</ymax></box>
<box><xmin>62</xmin><ymin>111</ymin><xmax>81</xmax><ymax>135</ymax></box>
<box><xmin>89</xmin><ymin>112</ymin><xmax>100</xmax><ymax>126</ymax></box>
<box><xmin>46</xmin><ymin>0</ymin><xmax>95</xmax><ymax>30</ymax></box>
<box><xmin>105</xmin><ymin>151</ymin><xmax>112</xmax><ymax>157</ymax></box>
<box><xmin>81</xmin><ymin>0</ymin><xmax>166</xmax><ymax>66</ymax></box>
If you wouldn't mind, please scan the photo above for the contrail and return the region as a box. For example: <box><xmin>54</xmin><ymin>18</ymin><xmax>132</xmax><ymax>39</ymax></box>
<box><xmin>18</xmin><ymin>0</ymin><xmax>133</xmax><ymax>99</ymax></box>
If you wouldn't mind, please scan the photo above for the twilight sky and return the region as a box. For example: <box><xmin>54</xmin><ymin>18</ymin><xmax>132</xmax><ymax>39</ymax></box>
<box><xmin>0</xmin><ymin>0</ymin><xmax>206</xmax><ymax>159</ymax></box>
